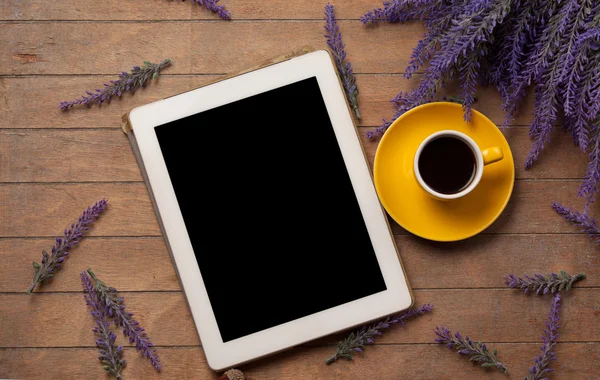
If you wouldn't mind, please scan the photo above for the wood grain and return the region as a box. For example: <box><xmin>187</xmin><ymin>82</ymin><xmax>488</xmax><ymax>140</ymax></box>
<box><xmin>1</xmin><ymin>238</ymin><xmax>180</xmax><ymax>293</ymax></box>
<box><xmin>0</xmin><ymin>22</ymin><xmax>425</xmax><ymax>75</ymax></box>
<box><xmin>1</xmin><ymin>234</ymin><xmax>596</xmax><ymax>293</ymax></box>
<box><xmin>0</xmin><ymin>75</ymin><xmax>540</xmax><ymax>130</ymax></box>
<box><xmin>2</xmin><ymin>343</ymin><xmax>599</xmax><ymax>379</ymax></box>
<box><xmin>0</xmin><ymin>181</ymin><xmax>592</xmax><ymax>237</ymax></box>
<box><xmin>2</xmin><ymin>0</ymin><xmax>381</xmax><ymax>20</ymax></box>
<box><xmin>0</xmin><ymin>183</ymin><xmax>160</xmax><ymax>237</ymax></box>
<box><xmin>396</xmin><ymin>234</ymin><xmax>598</xmax><ymax>289</ymax></box>
<box><xmin>0</xmin><ymin>127</ymin><xmax>587</xmax><ymax>182</ymax></box>
<box><xmin>0</xmin><ymin>289</ymin><xmax>597</xmax><ymax>348</ymax></box>
<box><xmin>2</xmin><ymin>2</ymin><xmax>600</xmax><ymax>378</ymax></box>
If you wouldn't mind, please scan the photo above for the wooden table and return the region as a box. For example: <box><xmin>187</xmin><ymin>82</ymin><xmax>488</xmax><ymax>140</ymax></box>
<box><xmin>1</xmin><ymin>1</ymin><xmax>599</xmax><ymax>379</ymax></box>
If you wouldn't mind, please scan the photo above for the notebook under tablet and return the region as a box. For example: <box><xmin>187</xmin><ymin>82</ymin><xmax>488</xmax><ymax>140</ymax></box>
<box><xmin>124</xmin><ymin>49</ymin><xmax>413</xmax><ymax>371</ymax></box>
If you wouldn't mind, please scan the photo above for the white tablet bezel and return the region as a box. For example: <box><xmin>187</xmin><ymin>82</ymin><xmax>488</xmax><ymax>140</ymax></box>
<box><xmin>129</xmin><ymin>50</ymin><xmax>413</xmax><ymax>371</ymax></box>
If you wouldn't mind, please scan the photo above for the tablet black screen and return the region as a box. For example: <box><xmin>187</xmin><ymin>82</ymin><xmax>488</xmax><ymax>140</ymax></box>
<box><xmin>155</xmin><ymin>77</ymin><xmax>386</xmax><ymax>342</ymax></box>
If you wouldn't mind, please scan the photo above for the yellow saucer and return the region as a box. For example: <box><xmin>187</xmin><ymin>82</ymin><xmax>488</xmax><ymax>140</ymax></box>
<box><xmin>373</xmin><ymin>102</ymin><xmax>515</xmax><ymax>242</ymax></box>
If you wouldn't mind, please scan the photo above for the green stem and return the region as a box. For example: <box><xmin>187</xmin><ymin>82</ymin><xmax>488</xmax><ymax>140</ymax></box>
<box><xmin>325</xmin><ymin>354</ymin><xmax>339</xmax><ymax>365</ymax></box>
<box><xmin>27</xmin><ymin>271</ymin><xmax>43</xmax><ymax>294</ymax></box>
<box><xmin>26</xmin><ymin>282</ymin><xmax>36</xmax><ymax>295</ymax></box>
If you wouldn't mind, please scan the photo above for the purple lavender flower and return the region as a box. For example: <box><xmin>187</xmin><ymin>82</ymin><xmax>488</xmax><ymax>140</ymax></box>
<box><xmin>434</xmin><ymin>326</ymin><xmax>508</xmax><ymax>373</ymax></box>
<box><xmin>361</xmin><ymin>0</ymin><xmax>436</xmax><ymax>25</ymax></box>
<box><xmin>325</xmin><ymin>304</ymin><xmax>433</xmax><ymax>364</ymax></box>
<box><xmin>525</xmin><ymin>293</ymin><xmax>561</xmax><ymax>380</ymax></box>
<box><xmin>552</xmin><ymin>202</ymin><xmax>600</xmax><ymax>241</ymax></box>
<box><xmin>365</xmin><ymin>116</ymin><xmax>396</xmax><ymax>139</ymax></box>
<box><xmin>27</xmin><ymin>199</ymin><xmax>108</xmax><ymax>294</ymax></box>
<box><xmin>178</xmin><ymin>0</ymin><xmax>230</xmax><ymax>20</ymax></box>
<box><xmin>60</xmin><ymin>60</ymin><xmax>171</xmax><ymax>110</ymax></box>
<box><xmin>489</xmin><ymin>0</ymin><xmax>537</xmax><ymax>108</ymax></box>
<box><xmin>522</xmin><ymin>0</ymin><xmax>586</xmax><ymax>168</ymax></box>
<box><xmin>579</xmin><ymin>124</ymin><xmax>600</xmax><ymax>203</ymax></box>
<box><xmin>87</xmin><ymin>268</ymin><xmax>161</xmax><ymax>371</ymax></box>
<box><xmin>324</xmin><ymin>3</ymin><xmax>360</xmax><ymax>119</ymax></box>
<box><xmin>504</xmin><ymin>271</ymin><xmax>586</xmax><ymax>294</ymax></box>
<box><xmin>563</xmin><ymin>30</ymin><xmax>600</xmax><ymax>143</ymax></box>
<box><xmin>405</xmin><ymin>1</ymin><xmax>460</xmax><ymax>80</ymax></box>
<box><xmin>361</xmin><ymin>0</ymin><xmax>406</xmax><ymax>24</ymax></box>
<box><xmin>81</xmin><ymin>271</ymin><xmax>126</xmax><ymax>380</ymax></box>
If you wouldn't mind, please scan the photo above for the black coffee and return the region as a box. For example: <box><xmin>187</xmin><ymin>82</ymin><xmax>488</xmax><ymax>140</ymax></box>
<box><xmin>418</xmin><ymin>136</ymin><xmax>476</xmax><ymax>194</ymax></box>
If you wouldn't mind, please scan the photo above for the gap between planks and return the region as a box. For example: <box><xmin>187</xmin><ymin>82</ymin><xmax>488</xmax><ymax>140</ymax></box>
<box><xmin>2</xmin><ymin>342</ymin><xmax>600</xmax><ymax>350</ymax></box>
<box><xmin>0</xmin><ymin>232</ymin><xmax>594</xmax><ymax>239</ymax></box>
<box><xmin>0</xmin><ymin>178</ymin><xmax>588</xmax><ymax>185</ymax></box>
<box><xmin>2</xmin><ymin>286</ymin><xmax>598</xmax><ymax>295</ymax></box>
<box><xmin>0</xmin><ymin>19</ymin><xmax>360</xmax><ymax>24</ymax></box>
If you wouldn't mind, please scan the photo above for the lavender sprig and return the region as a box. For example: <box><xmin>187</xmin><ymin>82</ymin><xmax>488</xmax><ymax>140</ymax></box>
<box><xmin>178</xmin><ymin>0</ymin><xmax>231</xmax><ymax>20</ymax></box>
<box><xmin>325</xmin><ymin>304</ymin><xmax>433</xmax><ymax>364</ymax></box>
<box><xmin>27</xmin><ymin>199</ymin><xmax>108</xmax><ymax>294</ymax></box>
<box><xmin>81</xmin><ymin>271</ymin><xmax>126</xmax><ymax>379</ymax></box>
<box><xmin>579</xmin><ymin>122</ymin><xmax>600</xmax><ymax>203</ymax></box>
<box><xmin>324</xmin><ymin>3</ymin><xmax>360</xmax><ymax>119</ymax></box>
<box><xmin>505</xmin><ymin>271</ymin><xmax>586</xmax><ymax>295</ymax></box>
<box><xmin>552</xmin><ymin>202</ymin><xmax>600</xmax><ymax>241</ymax></box>
<box><xmin>361</xmin><ymin>0</ymin><xmax>436</xmax><ymax>25</ymax></box>
<box><xmin>525</xmin><ymin>293</ymin><xmax>561</xmax><ymax>380</ymax></box>
<box><xmin>434</xmin><ymin>326</ymin><xmax>508</xmax><ymax>373</ymax></box>
<box><xmin>60</xmin><ymin>60</ymin><xmax>171</xmax><ymax>110</ymax></box>
<box><xmin>87</xmin><ymin>268</ymin><xmax>161</xmax><ymax>371</ymax></box>
<box><xmin>361</xmin><ymin>0</ymin><xmax>406</xmax><ymax>24</ymax></box>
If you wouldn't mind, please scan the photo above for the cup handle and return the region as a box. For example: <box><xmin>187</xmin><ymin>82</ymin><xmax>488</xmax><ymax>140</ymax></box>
<box><xmin>482</xmin><ymin>147</ymin><xmax>504</xmax><ymax>165</ymax></box>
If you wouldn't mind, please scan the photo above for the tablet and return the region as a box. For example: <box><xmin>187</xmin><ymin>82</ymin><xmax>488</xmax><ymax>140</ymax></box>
<box><xmin>126</xmin><ymin>49</ymin><xmax>413</xmax><ymax>371</ymax></box>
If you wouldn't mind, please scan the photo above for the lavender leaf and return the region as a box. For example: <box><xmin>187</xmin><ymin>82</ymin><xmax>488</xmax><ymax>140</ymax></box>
<box><xmin>87</xmin><ymin>268</ymin><xmax>162</xmax><ymax>371</ymax></box>
<box><xmin>552</xmin><ymin>202</ymin><xmax>600</xmax><ymax>241</ymax></box>
<box><xmin>325</xmin><ymin>304</ymin><xmax>433</xmax><ymax>365</ymax></box>
<box><xmin>81</xmin><ymin>271</ymin><xmax>125</xmax><ymax>380</ymax></box>
<box><xmin>505</xmin><ymin>271</ymin><xmax>586</xmax><ymax>294</ymax></box>
<box><xmin>60</xmin><ymin>60</ymin><xmax>171</xmax><ymax>110</ymax></box>
<box><xmin>27</xmin><ymin>199</ymin><xmax>108</xmax><ymax>294</ymax></box>
<box><xmin>525</xmin><ymin>293</ymin><xmax>561</xmax><ymax>380</ymax></box>
<box><xmin>324</xmin><ymin>3</ymin><xmax>360</xmax><ymax>119</ymax></box>
<box><xmin>434</xmin><ymin>326</ymin><xmax>508</xmax><ymax>373</ymax></box>
<box><xmin>175</xmin><ymin>0</ymin><xmax>230</xmax><ymax>20</ymax></box>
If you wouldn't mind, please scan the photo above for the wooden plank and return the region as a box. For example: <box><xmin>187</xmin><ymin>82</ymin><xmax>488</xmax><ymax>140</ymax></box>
<box><xmin>0</xmin><ymin>289</ymin><xmax>596</xmax><ymax>347</ymax></box>
<box><xmin>0</xmin><ymin>22</ymin><xmax>426</xmax><ymax>75</ymax></box>
<box><xmin>2</xmin><ymin>238</ymin><xmax>180</xmax><ymax>293</ymax></box>
<box><xmin>0</xmin><ymin>75</ymin><xmax>220</xmax><ymax>129</ymax></box>
<box><xmin>396</xmin><ymin>234</ymin><xmax>598</xmax><ymax>289</ymax></box>
<box><xmin>0</xmin><ymin>181</ymin><xmax>590</xmax><ymax>237</ymax></box>
<box><xmin>2</xmin><ymin>343</ymin><xmax>599</xmax><ymax>379</ymax></box>
<box><xmin>0</xmin><ymin>74</ymin><xmax>540</xmax><ymax>130</ymax></box>
<box><xmin>0</xmin><ymin>183</ymin><xmax>161</xmax><ymax>237</ymax></box>
<box><xmin>358</xmin><ymin>75</ymin><xmax>539</xmax><ymax>127</ymax></box>
<box><xmin>0</xmin><ymin>127</ymin><xmax>586</xmax><ymax>182</ymax></box>
<box><xmin>2</xmin><ymin>0</ymin><xmax>381</xmax><ymax>20</ymax></box>
<box><xmin>0</xmin><ymin>293</ymin><xmax>199</xmax><ymax>347</ymax></box>
<box><xmin>1</xmin><ymin>234</ymin><xmax>596</xmax><ymax>293</ymax></box>
<box><xmin>0</xmin><ymin>129</ymin><xmax>141</xmax><ymax>182</ymax></box>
